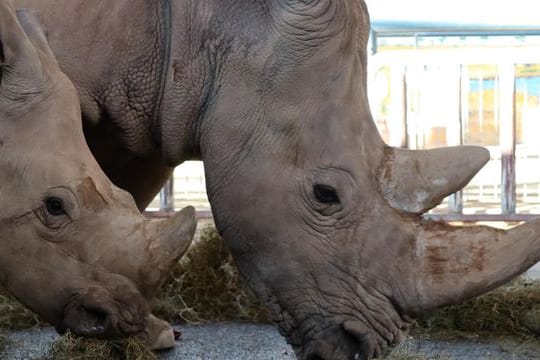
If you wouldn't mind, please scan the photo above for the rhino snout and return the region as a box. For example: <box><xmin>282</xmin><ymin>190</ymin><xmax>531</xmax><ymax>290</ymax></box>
<box><xmin>299</xmin><ymin>318</ymin><xmax>410</xmax><ymax>360</ymax></box>
<box><xmin>58</xmin><ymin>282</ymin><xmax>148</xmax><ymax>338</ymax></box>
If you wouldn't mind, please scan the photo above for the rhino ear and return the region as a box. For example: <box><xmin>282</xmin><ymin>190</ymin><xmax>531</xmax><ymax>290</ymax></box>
<box><xmin>15</xmin><ymin>9</ymin><xmax>55</xmax><ymax>61</ymax></box>
<box><xmin>0</xmin><ymin>0</ymin><xmax>43</xmax><ymax>90</ymax></box>
<box><xmin>379</xmin><ymin>146</ymin><xmax>490</xmax><ymax>214</ymax></box>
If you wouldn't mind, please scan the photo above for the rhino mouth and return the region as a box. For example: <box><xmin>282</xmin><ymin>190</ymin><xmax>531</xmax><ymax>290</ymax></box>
<box><xmin>60</xmin><ymin>302</ymin><xmax>108</xmax><ymax>336</ymax></box>
<box><xmin>292</xmin><ymin>321</ymin><xmax>409</xmax><ymax>360</ymax></box>
<box><xmin>267</xmin><ymin>292</ymin><xmax>411</xmax><ymax>360</ymax></box>
<box><xmin>305</xmin><ymin>327</ymin><xmax>380</xmax><ymax>360</ymax></box>
<box><xmin>58</xmin><ymin>286</ymin><xmax>147</xmax><ymax>338</ymax></box>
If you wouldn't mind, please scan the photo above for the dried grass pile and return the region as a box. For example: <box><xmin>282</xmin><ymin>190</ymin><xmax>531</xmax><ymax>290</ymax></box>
<box><xmin>417</xmin><ymin>277</ymin><xmax>540</xmax><ymax>339</ymax></box>
<box><xmin>152</xmin><ymin>225</ymin><xmax>269</xmax><ymax>324</ymax></box>
<box><xmin>45</xmin><ymin>331</ymin><xmax>156</xmax><ymax>360</ymax></box>
<box><xmin>0</xmin><ymin>293</ymin><xmax>42</xmax><ymax>329</ymax></box>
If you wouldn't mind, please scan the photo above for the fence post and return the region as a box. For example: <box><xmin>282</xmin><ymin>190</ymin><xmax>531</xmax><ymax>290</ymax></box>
<box><xmin>159</xmin><ymin>178</ymin><xmax>175</xmax><ymax>212</ymax></box>
<box><xmin>449</xmin><ymin>64</ymin><xmax>465</xmax><ymax>214</ymax></box>
<box><xmin>499</xmin><ymin>63</ymin><xmax>516</xmax><ymax>215</ymax></box>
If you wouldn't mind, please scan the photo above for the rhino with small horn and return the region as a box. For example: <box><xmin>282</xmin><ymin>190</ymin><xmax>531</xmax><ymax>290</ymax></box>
<box><xmin>10</xmin><ymin>0</ymin><xmax>540</xmax><ymax>358</ymax></box>
<box><xmin>0</xmin><ymin>0</ymin><xmax>196</xmax><ymax>348</ymax></box>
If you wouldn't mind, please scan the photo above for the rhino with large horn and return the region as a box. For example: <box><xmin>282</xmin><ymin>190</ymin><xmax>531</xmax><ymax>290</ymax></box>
<box><xmin>0</xmin><ymin>0</ymin><xmax>195</xmax><ymax>348</ymax></box>
<box><xmin>11</xmin><ymin>0</ymin><xmax>540</xmax><ymax>358</ymax></box>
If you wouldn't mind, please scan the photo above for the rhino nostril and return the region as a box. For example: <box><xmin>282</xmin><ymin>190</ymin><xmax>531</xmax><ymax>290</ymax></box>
<box><xmin>342</xmin><ymin>321</ymin><xmax>377</xmax><ymax>360</ymax></box>
<box><xmin>62</xmin><ymin>302</ymin><xmax>109</xmax><ymax>337</ymax></box>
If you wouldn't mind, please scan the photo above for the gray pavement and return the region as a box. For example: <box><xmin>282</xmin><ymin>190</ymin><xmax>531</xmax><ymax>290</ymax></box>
<box><xmin>1</xmin><ymin>323</ymin><xmax>539</xmax><ymax>359</ymax></box>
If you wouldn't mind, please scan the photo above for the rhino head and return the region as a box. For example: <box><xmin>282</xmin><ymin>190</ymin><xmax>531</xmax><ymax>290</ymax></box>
<box><xmin>0</xmin><ymin>0</ymin><xmax>195</xmax><ymax>343</ymax></box>
<box><xmin>193</xmin><ymin>1</ymin><xmax>540</xmax><ymax>359</ymax></box>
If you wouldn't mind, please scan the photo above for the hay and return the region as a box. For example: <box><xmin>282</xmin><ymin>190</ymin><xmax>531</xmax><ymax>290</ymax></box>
<box><xmin>46</xmin><ymin>332</ymin><xmax>157</xmax><ymax>360</ymax></box>
<box><xmin>0</xmin><ymin>293</ymin><xmax>42</xmax><ymax>329</ymax></box>
<box><xmin>417</xmin><ymin>277</ymin><xmax>540</xmax><ymax>339</ymax></box>
<box><xmin>152</xmin><ymin>225</ymin><xmax>269</xmax><ymax>324</ymax></box>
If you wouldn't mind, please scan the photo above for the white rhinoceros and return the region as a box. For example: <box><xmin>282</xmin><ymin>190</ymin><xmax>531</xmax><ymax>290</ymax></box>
<box><xmin>0</xmin><ymin>0</ymin><xmax>196</xmax><ymax>349</ymax></box>
<box><xmin>10</xmin><ymin>0</ymin><xmax>540</xmax><ymax>359</ymax></box>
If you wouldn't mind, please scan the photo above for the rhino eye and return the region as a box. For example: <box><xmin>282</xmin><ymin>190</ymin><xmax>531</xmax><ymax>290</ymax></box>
<box><xmin>313</xmin><ymin>184</ymin><xmax>340</xmax><ymax>204</ymax></box>
<box><xmin>45</xmin><ymin>197</ymin><xmax>66</xmax><ymax>216</ymax></box>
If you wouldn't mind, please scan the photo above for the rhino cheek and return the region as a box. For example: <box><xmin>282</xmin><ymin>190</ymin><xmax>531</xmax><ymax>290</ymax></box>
<box><xmin>0</xmin><ymin>217</ymin><xmax>149</xmax><ymax>336</ymax></box>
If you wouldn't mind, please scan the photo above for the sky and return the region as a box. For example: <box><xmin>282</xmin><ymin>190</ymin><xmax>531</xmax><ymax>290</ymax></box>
<box><xmin>364</xmin><ymin>0</ymin><xmax>540</xmax><ymax>26</ymax></box>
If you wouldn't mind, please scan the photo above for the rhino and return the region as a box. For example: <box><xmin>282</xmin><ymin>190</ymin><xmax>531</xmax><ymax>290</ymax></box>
<box><xmin>11</xmin><ymin>0</ymin><xmax>540</xmax><ymax>358</ymax></box>
<box><xmin>0</xmin><ymin>0</ymin><xmax>196</xmax><ymax>349</ymax></box>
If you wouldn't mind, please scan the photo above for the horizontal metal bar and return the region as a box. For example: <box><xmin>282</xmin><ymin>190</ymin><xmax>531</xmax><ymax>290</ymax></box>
<box><xmin>144</xmin><ymin>210</ymin><xmax>214</xmax><ymax>220</ymax></box>
<box><xmin>145</xmin><ymin>210</ymin><xmax>540</xmax><ymax>223</ymax></box>
<box><xmin>371</xmin><ymin>21</ymin><xmax>540</xmax><ymax>38</ymax></box>
<box><xmin>425</xmin><ymin>214</ymin><xmax>540</xmax><ymax>222</ymax></box>
<box><xmin>373</xmin><ymin>30</ymin><xmax>540</xmax><ymax>38</ymax></box>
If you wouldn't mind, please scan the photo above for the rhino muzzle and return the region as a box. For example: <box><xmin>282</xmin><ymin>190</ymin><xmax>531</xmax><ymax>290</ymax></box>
<box><xmin>58</xmin><ymin>283</ymin><xmax>148</xmax><ymax>338</ymax></box>
<box><xmin>302</xmin><ymin>320</ymin><xmax>408</xmax><ymax>360</ymax></box>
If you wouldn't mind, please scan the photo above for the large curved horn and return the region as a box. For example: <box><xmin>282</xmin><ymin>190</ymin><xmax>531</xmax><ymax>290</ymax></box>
<box><xmin>403</xmin><ymin>219</ymin><xmax>540</xmax><ymax>314</ymax></box>
<box><xmin>379</xmin><ymin>146</ymin><xmax>489</xmax><ymax>214</ymax></box>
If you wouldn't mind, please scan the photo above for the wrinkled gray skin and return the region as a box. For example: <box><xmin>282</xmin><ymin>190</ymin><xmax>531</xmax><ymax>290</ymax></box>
<box><xmin>0</xmin><ymin>0</ymin><xmax>196</xmax><ymax>349</ymax></box>
<box><xmin>12</xmin><ymin>0</ymin><xmax>540</xmax><ymax>358</ymax></box>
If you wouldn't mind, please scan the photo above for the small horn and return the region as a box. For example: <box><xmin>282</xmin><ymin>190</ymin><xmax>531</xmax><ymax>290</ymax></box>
<box><xmin>140</xmin><ymin>206</ymin><xmax>197</xmax><ymax>295</ymax></box>
<box><xmin>379</xmin><ymin>146</ymin><xmax>489</xmax><ymax>214</ymax></box>
<box><xmin>151</xmin><ymin>206</ymin><xmax>196</xmax><ymax>265</ymax></box>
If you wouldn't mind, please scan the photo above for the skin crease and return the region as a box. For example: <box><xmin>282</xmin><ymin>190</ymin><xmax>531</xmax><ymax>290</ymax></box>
<box><xmin>0</xmin><ymin>0</ymin><xmax>196</xmax><ymax>349</ymax></box>
<box><xmin>11</xmin><ymin>0</ymin><xmax>540</xmax><ymax>359</ymax></box>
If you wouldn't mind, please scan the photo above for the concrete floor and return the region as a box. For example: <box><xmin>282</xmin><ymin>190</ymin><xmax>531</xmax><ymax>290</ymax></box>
<box><xmin>2</xmin><ymin>323</ymin><xmax>539</xmax><ymax>360</ymax></box>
